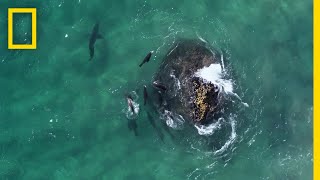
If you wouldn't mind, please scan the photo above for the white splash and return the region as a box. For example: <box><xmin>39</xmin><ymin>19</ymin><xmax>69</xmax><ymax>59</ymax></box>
<box><xmin>194</xmin><ymin>118</ymin><xmax>223</xmax><ymax>136</ymax></box>
<box><xmin>124</xmin><ymin>91</ymin><xmax>140</xmax><ymax>120</ymax></box>
<box><xmin>214</xmin><ymin>115</ymin><xmax>237</xmax><ymax>155</ymax></box>
<box><xmin>125</xmin><ymin>101</ymin><xmax>139</xmax><ymax>120</ymax></box>
<box><xmin>220</xmin><ymin>50</ymin><xmax>225</xmax><ymax>71</ymax></box>
<box><xmin>167</xmin><ymin>43</ymin><xmax>179</xmax><ymax>56</ymax></box>
<box><xmin>196</xmin><ymin>32</ymin><xmax>208</xmax><ymax>43</ymax></box>
<box><xmin>170</xmin><ymin>71</ymin><xmax>181</xmax><ymax>91</ymax></box>
<box><xmin>194</xmin><ymin>63</ymin><xmax>233</xmax><ymax>95</ymax></box>
<box><xmin>194</xmin><ymin>63</ymin><xmax>249</xmax><ymax>107</ymax></box>
<box><xmin>130</xmin><ymin>101</ymin><xmax>140</xmax><ymax>114</ymax></box>
<box><xmin>161</xmin><ymin>110</ymin><xmax>185</xmax><ymax>130</ymax></box>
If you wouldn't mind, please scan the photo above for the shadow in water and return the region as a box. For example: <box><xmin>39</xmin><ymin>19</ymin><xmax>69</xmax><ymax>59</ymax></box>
<box><xmin>147</xmin><ymin>112</ymin><xmax>164</xmax><ymax>143</ymax></box>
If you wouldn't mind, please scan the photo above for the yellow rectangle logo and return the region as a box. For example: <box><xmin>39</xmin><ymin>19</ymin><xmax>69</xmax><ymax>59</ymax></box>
<box><xmin>8</xmin><ymin>8</ymin><xmax>37</xmax><ymax>49</ymax></box>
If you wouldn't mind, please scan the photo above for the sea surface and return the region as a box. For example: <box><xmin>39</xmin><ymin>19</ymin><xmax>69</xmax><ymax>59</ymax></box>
<box><xmin>0</xmin><ymin>0</ymin><xmax>313</xmax><ymax>179</ymax></box>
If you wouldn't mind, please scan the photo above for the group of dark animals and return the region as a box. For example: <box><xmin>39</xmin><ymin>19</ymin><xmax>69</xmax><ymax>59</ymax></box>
<box><xmin>88</xmin><ymin>23</ymin><xmax>174</xmax><ymax>141</ymax></box>
<box><xmin>126</xmin><ymin>51</ymin><xmax>174</xmax><ymax>142</ymax></box>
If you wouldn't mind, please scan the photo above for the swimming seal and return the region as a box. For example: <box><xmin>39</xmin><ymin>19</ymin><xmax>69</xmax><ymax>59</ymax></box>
<box><xmin>126</xmin><ymin>95</ymin><xmax>135</xmax><ymax>114</ymax></box>
<box><xmin>152</xmin><ymin>80</ymin><xmax>167</xmax><ymax>91</ymax></box>
<box><xmin>139</xmin><ymin>51</ymin><xmax>154</xmax><ymax>67</ymax></box>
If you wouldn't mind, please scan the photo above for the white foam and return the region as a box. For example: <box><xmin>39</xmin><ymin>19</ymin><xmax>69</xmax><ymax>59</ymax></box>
<box><xmin>196</xmin><ymin>32</ymin><xmax>207</xmax><ymax>43</ymax></box>
<box><xmin>161</xmin><ymin>110</ymin><xmax>185</xmax><ymax>130</ymax></box>
<box><xmin>194</xmin><ymin>63</ymin><xmax>234</xmax><ymax>94</ymax></box>
<box><xmin>124</xmin><ymin>99</ymin><xmax>140</xmax><ymax>120</ymax></box>
<box><xmin>194</xmin><ymin>63</ymin><xmax>249</xmax><ymax>108</ymax></box>
<box><xmin>242</xmin><ymin>102</ymin><xmax>249</xmax><ymax>107</ymax></box>
<box><xmin>170</xmin><ymin>71</ymin><xmax>181</xmax><ymax>90</ymax></box>
<box><xmin>166</xmin><ymin>116</ymin><xmax>176</xmax><ymax>129</ymax></box>
<box><xmin>220</xmin><ymin>50</ymin><xmax>225</xmax><ymax>71</ymax></box>
<box><xmin>194</xmin><ymin>118</ymin><xmax>223</xmax><ymax>136</ymax></box>
<box><xmin>167</xmin><ymin>44</ymin><xmax>179</xmax><ymax>56</ymax></box>
<box><xmin>214</xmin><ymin>115</ymin><xmax>237</xmax><ymax>155</ymax></box>
<box><xmin>131</xmin><ymin>101</ymin><xmax>140</xmax><ymax>114</ymax></box>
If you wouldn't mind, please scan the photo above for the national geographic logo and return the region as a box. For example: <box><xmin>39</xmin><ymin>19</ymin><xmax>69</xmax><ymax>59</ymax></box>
<box><xmin>8</xmin><ymin>8</ymin><xmax>37</xmax><ymax>50</ymax></box>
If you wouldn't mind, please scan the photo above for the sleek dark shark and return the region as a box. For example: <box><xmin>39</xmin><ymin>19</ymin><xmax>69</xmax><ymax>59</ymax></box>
<box><xmin>89</xmin><ymin>23</ymin><xmax>103</xmax><ymax>61</ymax></box>
<box><xmin>139</xmin><ymin>51</ymin><xmax>154</xmax><ymax>67</ymax></box>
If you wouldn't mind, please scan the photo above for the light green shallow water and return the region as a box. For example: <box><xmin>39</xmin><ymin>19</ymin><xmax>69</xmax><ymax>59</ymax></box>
<box><xmin>0</xmin><ymin>0</ymin><xmax>313</xmax><ymax>179</ymax></box>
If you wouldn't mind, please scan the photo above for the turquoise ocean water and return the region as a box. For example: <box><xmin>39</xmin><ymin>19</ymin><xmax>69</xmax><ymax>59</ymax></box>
<box><xmin>0</xmin><ymin>0</ymin><xmax>313</xmax><ymax>179</ymax></box>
